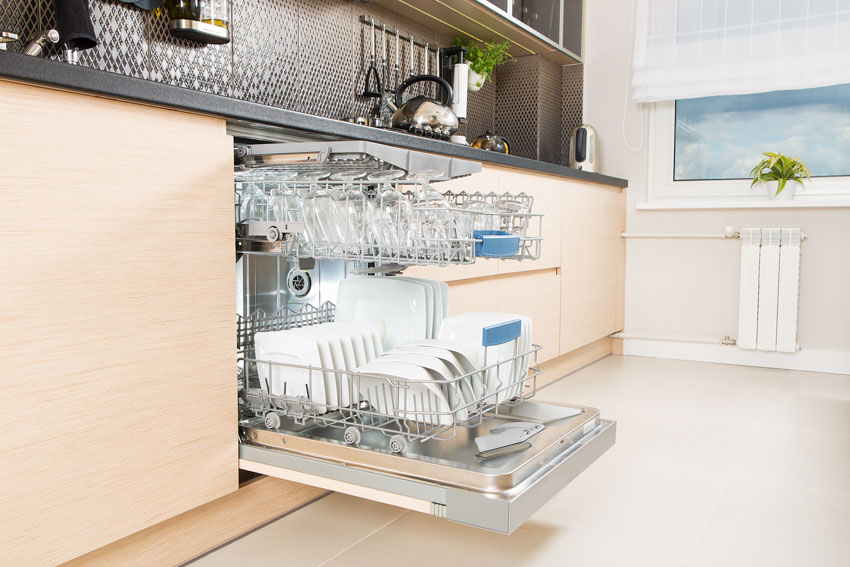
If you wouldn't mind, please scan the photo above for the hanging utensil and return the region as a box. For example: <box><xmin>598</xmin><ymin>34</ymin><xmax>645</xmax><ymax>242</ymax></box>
<box><xmin>393</xmin><ymin>30</ymin><xmax>400</xmax><ymax>92</ymax></box>
<box><xmin>362</xmin><ymin>20</ymin><xmax>381</xmax><ymax>98</ymax></box>
<box><xmin>434</xmin><ymin>47</ymin><xmax>441</xmax><ymax>98</ymax></box>
<box><xmin>423</xmin><ymin>42</ymin><xmax>429</xmax><ymax>97</ymax></box>
<box><xmin>380</xmin><ymin>24</ymin><xmax>388</xmax><ymax>93</ymax></box>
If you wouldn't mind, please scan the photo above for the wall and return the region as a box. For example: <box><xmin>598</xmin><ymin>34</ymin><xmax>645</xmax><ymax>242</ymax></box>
<box><xmin>584</xmin><ymin>0</ymin><xmax>850</xmax><ymax>369</ymax></box>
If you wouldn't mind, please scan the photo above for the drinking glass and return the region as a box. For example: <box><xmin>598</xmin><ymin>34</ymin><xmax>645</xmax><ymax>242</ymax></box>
<box><xmin>329</xmin><ymin>170</ymin><xmax>371</xmax><ymax>257</ymax></box>
<box><xmin>295</xmin><ymin>171</ymin><xmax>332</xmax><ymax>256</ymax></box>
<box><xmin>264</xmin><ymin>170</ymin><xmax>300</xmax><ymax>224</ymax></box>
<box><xmin>234</xmin><ymin>169</ymin><xmax>273</xmax><ymax>223</ymax></box>
<box><xmin>407</xmin><ymin>169</ymin><xmax>452</xmax><ymax>262</ymax></box>
<box><xmin>367</xmin><ymin>169</ymin><xmax>408</xmax><ymax>259</ymax></box>
<box><xmin>496</xmin><ymin>198</ymin><xmax>530</xmax><ymax>236</ymax></box>
<box><xmin>458</xmin><ymin>199</ymin><xmax>501</xmax><ymax>232</ymax></box>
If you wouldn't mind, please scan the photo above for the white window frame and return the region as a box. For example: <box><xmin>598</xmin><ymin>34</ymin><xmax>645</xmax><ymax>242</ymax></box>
<box><xmin>645</xmin><ymin>101</ymin><xmax>850</xmax><ymax>209</ymax></box>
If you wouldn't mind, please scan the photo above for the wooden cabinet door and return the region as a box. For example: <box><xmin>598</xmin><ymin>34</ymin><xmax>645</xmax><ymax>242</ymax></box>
<box><xmin>560</xmin><ymin>182</ymin><xmax>626</xmax><ymax>354</ymax></box>
<box><xmin>0</xmin><ymin>81</ymin><xmax>237</xmax><ymax>565</ymax></box>
<box><xmin>497</xmin><ymin>269</ymin><xmax>561</xmax><ymax>362</ymax></box>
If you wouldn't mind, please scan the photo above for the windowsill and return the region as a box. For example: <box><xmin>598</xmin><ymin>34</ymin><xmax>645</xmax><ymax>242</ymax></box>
<box><xmin>636</xmin><ymin>198</ymin><xmax>850</xmax><ymax>210</ymax></box>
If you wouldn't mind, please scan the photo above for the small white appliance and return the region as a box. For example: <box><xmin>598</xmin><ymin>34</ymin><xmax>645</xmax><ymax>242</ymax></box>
<box><xmin>569</xmin><ymin>124</ymin><xmax>598</xmax><ymax>172</ymax></box>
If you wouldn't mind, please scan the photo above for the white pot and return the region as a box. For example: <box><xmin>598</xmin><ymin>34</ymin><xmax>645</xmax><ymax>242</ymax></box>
<box><xmin>766</xmin><ymin>181</ymin><xmax>797</xmax><ymax>201</ymax></box>
<box><xmin>468</xmin><ymin>69</ymin><xmax>487</xmax><ymax>92</ymax></box>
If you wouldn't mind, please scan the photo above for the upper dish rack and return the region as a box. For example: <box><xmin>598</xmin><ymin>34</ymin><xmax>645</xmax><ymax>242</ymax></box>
<box><xmin>234</xmin><ymin>141</ymin><xmax>542</xmax><ymax>267</ymax></box>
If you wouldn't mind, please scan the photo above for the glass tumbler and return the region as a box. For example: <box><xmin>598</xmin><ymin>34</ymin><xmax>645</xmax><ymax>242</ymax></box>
<box><xmin>294</xmin><ymin>171</ymin><xmax>332</xmax><ymax>256</ymax></box>
<box><xmin>367</xmin><ymin>169</ymin><xmax>408</xmax><ymax>259</ymax></box>
<box><xmin>329</xmin><ymin>170</ymin><xmax>371</xmax><ymax>256</ymax></box>
<box><xmin>407</xmin><ymin>169</ymin><xmax>451</xmax><ymax>262</ymax></box>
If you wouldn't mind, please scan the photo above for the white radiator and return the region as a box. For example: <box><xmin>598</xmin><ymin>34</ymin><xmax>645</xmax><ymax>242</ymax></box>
<box><xmin>737</xmin><ymin>228</ymin><xmax>802</xmax><ymax>352</ymax></box>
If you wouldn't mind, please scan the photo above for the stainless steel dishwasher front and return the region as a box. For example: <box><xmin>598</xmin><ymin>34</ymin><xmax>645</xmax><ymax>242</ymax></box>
<box><xmin>239</xmin><ymin>402</ymin><xmax>616</xmax><ymax>534</ymax></box>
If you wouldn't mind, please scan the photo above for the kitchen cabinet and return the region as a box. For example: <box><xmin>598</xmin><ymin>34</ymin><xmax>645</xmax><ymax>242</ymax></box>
<box><xmin>481</xmin><ymin>0</ymin><xmax>584</xmax><ymax>59</ymax></box>
<box><xmin>560</xmin><ymin>181</ymin><xmax>626</xmax><ymax>354</ymax></box>
<box><xmin>411</xmin><ymin>164</ymin><xmax>623</xmax><ymax>365</ymax></box>
<box><xmin>0</xmin><ymin>80</ymin><xmax>237</xmax><ymax>565</ymax></box>
<box><xmin>381</xmin><ymin>0</ymin><xmax>583</xmax><ymax>63</ymax></box>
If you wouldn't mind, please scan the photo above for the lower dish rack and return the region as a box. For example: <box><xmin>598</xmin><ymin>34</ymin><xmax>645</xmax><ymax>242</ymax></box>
<box><xmin>239</xmin><ymin>315</ymin><xmax>541</xmax><ymax>453</ymax></box>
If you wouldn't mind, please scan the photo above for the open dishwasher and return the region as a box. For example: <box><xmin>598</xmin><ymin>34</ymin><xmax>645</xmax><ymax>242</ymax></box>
<box><xmin>234</xmin><ymin>140</ymin><xmax>616</xmax><ymax>534</ymax></box>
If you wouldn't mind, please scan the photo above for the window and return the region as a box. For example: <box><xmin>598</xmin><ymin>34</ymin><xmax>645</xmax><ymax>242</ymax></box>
<box><xmin>647</xmin><ymin>85</ymin><xmax>850</xmax><ymax>207</ymax></box>
<box><xmin>674</xmin><ymin>84</ymin><xmax>850</xmax><ymax>181</ymax></box>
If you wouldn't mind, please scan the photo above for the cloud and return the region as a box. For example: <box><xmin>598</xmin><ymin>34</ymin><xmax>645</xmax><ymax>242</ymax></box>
<box><xmin>675</xmin><ymin>86</ymin><xmax>850</xmax><ymax>179</ymax></box>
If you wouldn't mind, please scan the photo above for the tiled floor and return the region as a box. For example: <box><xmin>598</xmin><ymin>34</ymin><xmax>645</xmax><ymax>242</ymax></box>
<box><xmin>191</xmin><ymin>356</ymin><xmax>850</xmax><ymax>567</ymax></box>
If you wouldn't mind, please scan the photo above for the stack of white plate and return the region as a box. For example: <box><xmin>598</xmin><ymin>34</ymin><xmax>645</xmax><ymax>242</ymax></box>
<box><xmin>254</xmin><ymin>322</ymin><xmax>383</xmax><ymax>413</ymax></box>
<box><xmin>438</xmin><ymin>312</ymin><xmax>532</xmax><ymax>404</ymax></box>
<box><xmin>335</xmin><ymin>276</ymin><xmax>449</xmax><ymax>350</ymax></box>
<box><xmin>355</xmin><ymin>339</ymin><xmax>481</xmax><ymax>426</ymax></box>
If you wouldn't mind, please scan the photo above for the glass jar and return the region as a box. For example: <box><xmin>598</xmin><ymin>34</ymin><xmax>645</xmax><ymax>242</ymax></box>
<box><xmin>200</xmin><ymin>0</ymin><xmax>229</xmax><ymax>29</ymax></box>
<box><xmin>164</xmin><ymin>0</ymin><xmax>200</xmax><ymax>20</ymax></box>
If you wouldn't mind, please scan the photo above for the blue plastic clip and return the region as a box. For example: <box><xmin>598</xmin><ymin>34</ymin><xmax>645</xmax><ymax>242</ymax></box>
<box><xmin>481</xmin><ymin>319</ymin><xmax>522</xmax><ymax>347</ymax></box>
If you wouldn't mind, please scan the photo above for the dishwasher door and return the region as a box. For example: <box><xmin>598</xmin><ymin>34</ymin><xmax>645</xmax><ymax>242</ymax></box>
<box><xmin>239</xmin><ymin>401</ymin><xmax>615</xmax><ymax>534</ymax></box>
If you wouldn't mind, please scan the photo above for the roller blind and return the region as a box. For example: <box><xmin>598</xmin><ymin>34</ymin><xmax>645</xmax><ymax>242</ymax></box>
<box><xmin>632</xmin><ymin>0</ymin><xmax>850</xmax><ymax>102</ymax></box>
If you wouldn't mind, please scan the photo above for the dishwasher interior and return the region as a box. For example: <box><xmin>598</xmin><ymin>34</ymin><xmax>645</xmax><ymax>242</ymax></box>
<box><xmin>234</xmin><ymin>140</ymin><xmax>615</xmax><ymax>534</ymax></box>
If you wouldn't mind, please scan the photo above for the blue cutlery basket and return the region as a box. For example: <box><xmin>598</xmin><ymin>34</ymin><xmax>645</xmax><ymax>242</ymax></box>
<box><xmin>473</xmin><ymin>230</ymin><xmax>520</xmax><ymax>258</ymax></box>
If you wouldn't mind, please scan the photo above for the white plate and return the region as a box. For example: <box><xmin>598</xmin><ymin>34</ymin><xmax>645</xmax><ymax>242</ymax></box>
<box><xmin>438</xmin><ymin>316</ymin><xmax>524</xmax><ymax>404</ymax></box>
<box><xmin>378</xmin><ymin>352</ymin><xmax>470</xmax><ymax>420</ymax></box>
<box><xmin>368</xmin><ymin>325</ymin><xmax>384</xmax><ymax>358</ymax></box>
<box><xmin>330</xmin><ymin>321</ymin><xmax>377</xmax><ymax>363</ymax></box>
<box><xmin>336</xmin><ymin>277</ymin><xmax>428</xmax><ymax>350</ymax></box>
<box><xmin>290</xmin><ymin>325</ymin><xmax>350</xmax><ymax>406</ymax></box>
<box><xmin>401</xmin><ymin>338</ymin><xmax>484</xmax><ymax>397</ymax></box>
<box><xmin>396</xmin><ymin>277</ymin><xmax>434</xmax><ymax>340</ymax></box>
<box><xmin>456</xmin><ymin>312</ymin><xmax>532</xmax><ymax>399</ymax></box>
<box><xmin>400</xmin><ymin>277</ymin><xmax>445</xmax><ymax>338</ymax></box>
<box><xmin>390</xmin><ymin>344</ymin><xmax>479</xmax><ymax>402</ymax></box>
<box><xmin>254</xmin><ymin>331</ymin><xmax>327</xmax><ymax>412</ymax></box>
<box><xmin>355</xmin><ymin>359</ymin><xmax>453</xmax><ymax>426</ymax></box>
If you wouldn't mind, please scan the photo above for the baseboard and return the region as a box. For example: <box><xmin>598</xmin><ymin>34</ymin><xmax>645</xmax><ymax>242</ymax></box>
<box><xmin>620</xmin><ymin>338</ymin><xmax>850</xmax><ymax>375</ymax></box>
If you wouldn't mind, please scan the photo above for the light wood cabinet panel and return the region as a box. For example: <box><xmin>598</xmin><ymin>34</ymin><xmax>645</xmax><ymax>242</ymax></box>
<box><xmin>404</xmin><ymin>260</ymin><xmax>498</xmax><ymax>282</ymax></box>
<box><xmin>497</xmin><ymin>269</ymin><xmax>561</xmax><ymax>362</ymax></box>
<box><xmin>0</xmin><ymin>80</ymin><xmax>237</xmax><ymax>566</ymax></box>
<box><xmin>560</xmin><ymin>182</ymin><xmax>626</xmax><ymax>354</ymax></box>
<box><xmin>447</xmin><ymin>277</ymin><xmax>499</xmax><ymax>316</ymax></box>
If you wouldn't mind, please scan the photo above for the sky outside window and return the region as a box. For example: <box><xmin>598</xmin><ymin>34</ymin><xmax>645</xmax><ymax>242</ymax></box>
<box><xmin>674</xmin><ymin>83</ymin><xmax>850</xmax><ymax>181</ymax></box>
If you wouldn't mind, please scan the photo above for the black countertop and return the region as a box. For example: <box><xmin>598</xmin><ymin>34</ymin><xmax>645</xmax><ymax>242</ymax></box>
<box><xmin>0</xmin><ymin>51</ymin><xmax>627</xmax><ymax>188</ymax></box>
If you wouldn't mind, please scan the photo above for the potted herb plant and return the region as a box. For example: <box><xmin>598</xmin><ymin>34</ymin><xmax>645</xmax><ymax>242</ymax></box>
<box><xmin>454</xmin><ymin>38</ymin><xmax>511</xmax><ymax>92</ymax></box>
<box><xmin>749</xmin><ymin>151</ymin><xmax>811</xmax><ymax>200</ymax></box>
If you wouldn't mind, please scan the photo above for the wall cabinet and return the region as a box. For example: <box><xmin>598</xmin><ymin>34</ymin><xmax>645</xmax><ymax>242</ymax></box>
<box><xmin>0</xmin><ymin>80</ymin><xmax>238</xmax><ymax>565</ymax></box>
<box><xmin>480</xmin><ymin>0</ymin><xmax>584</xmax><ymax>59</ymax></box>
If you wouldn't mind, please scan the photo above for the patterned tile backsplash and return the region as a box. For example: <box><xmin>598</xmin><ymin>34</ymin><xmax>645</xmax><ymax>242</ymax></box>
<box><xmin>0</xmin><ymin>0</ymin><xmax>581</xmax><ymax>164</ymax></box>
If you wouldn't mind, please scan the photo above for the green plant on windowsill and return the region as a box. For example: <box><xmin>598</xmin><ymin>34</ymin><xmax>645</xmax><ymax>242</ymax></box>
<box><xmin>749</xmin><ymin>151</ymin><xmax>811</xmax><ymax>200</ymax></box>
<box><xmin>453</xmin><ymin>37</ymin><xmax>512</xmax><ymax>91</ymax></box>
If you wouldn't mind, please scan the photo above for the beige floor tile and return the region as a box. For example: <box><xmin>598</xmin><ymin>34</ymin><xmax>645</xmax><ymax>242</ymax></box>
<box><xmin>322</xmin><ymin>512</ymin><xmax>563</xmax><ymax>567</ymax></box>
<box><xmin>521</xmin><ymin>457</ymin><xmax>727</xmax><ymax>567</ymax></box>
<box><xmin>190</xmin><ymin>493</ymin><xmax>406</xmax><ymax>567</ymax></box>
<box><xmin>686</xmin><ymin>481</ymin><xmax>850</xmax><ymax>567</ymax></box>
<box><xmin>585</xmin><ymin>358</ymin><xmax>783</xmax><ymax>428</ymax></box>
<box><xmin>537</xmin><ymin>355</ymin><xmax>625</xmax><ymax>403</ymax></box>
<box><xmin>734</xmin><ymin>424</ymin><xmax>850</xmax><ymax>494</ymax></box>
